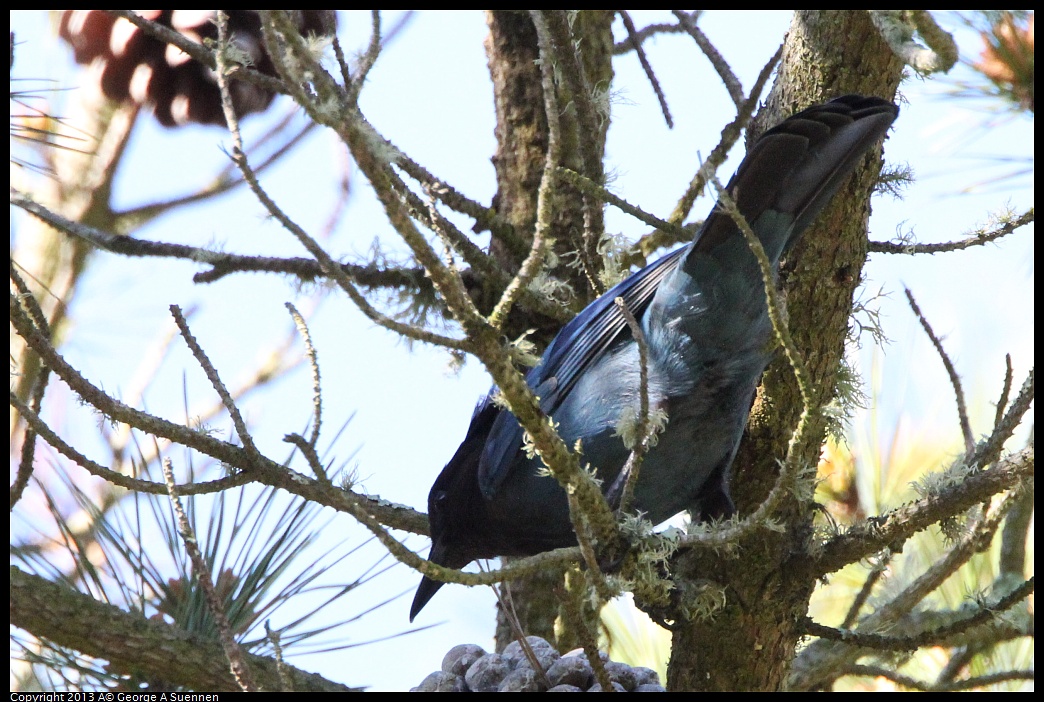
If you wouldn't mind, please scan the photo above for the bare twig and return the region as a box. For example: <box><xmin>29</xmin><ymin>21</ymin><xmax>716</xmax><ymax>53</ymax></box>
<box><xmin>671</xmin><ymin>10</ymin><xmax>744</xmax><ymax>107</ymax></box>
<box><xmin>841</xmin><ymin>550</ymin><xmax>892</xmax><ymax>629</ymax></box>
<box><xmin>170</xmin><ymin>302</ymin><xmax>260</xmax><ymax>459</ymax></box>
<box><xmin>972</xmin><ymin>369</ymin><xmax>1033</xmax><ymax>471</ymax></box>
<box><xmin>994</xmin><ymin>354</ymin><xmax>1014</xmax><ymax>431</ymax></box>
<box><xmin>283</xmin><ymin>433</ymin><xmax>329</xmax><ymax>485</ymax></box>
<box><xmin>904</xmin><ymin>288</ymin><xmax>975</xmax><ymax>455</ymax></box>
<box><xmin>117</xmin><ymin>122</ymin><xmax>319</xmax><ymax>233</ymax></box>
<box><xmin>161</xmin><ymin>456</ymin><xmax>257</xmax><ymax>692</ymax></box>
<box><xmin>619</xmin><ymin>10</ymin><xmax>673</xmax><ymax>128</ymax></box>
<box><xmin>407</xmin><ymin>181</ymin><xmax>504</xmax><ymax>291</ymax></box>
<box><xmin>107</xmin><ymin>10</ymin><xmax>284</xmax><ymax>95</ymax></box>
<box><xmin>668</xmin><ymin>43</ymin><xmax>781</xmax><ymax>227</ymax></box>
<box><xmin>868</xmin><ymin>10</ymin><xmax>958</xmax><ymax>75</ymax></box>
<box><xmin>610</xmin><ymin>297</ymin><xmax>655</xmax><ymax>514</ymax></box>
<box><xmin>11</xmin><ymin>192</ymin><xmax>440</xmax><ymax>291</ymax></box>
<box><xmin>556</xmin><ymin>166</ymin><xmax>687</xmax><ymax>238</ymax></box>
<box><xmin>10</xmin><ymin>264</ymin><xmax>52</xmax><ymax>510</ymax></box>
<box><xmin>390</xmin><ymin>146</ymin><xmax>531</xmax><ymax>260</ymax></box>
<box><xmin>613</xmin><ymin>18</ymin><xmax>691</xmax><ymax>54</ymax></box>
<box><xmin>842</xmin><ymin>664</ymin><xmax>1034</xmax><ymax>691</ymax></box>
<box><xmin>347</xmin><ymin>10</ymin><xmax>382</xmax><ymax>104</ymax></box>
<box><xmin>264</xmin><ymin>622</ymin><xmax>293</xmax><ymax>692</ymax></box>
<box><xmin>10</xmin><ymin>390</ymin><xmax>251</xmax><ymax>497</ymax></box>
<box><xmin>562</xmin><ymin>569</ymin><xmax>615</xmax><ymax>691</ymax></box>
<box><xmin>869</xmin><ymin>208</ymin><xmax>1032</xmax><ymax>254</ymax></box>
<box><xmin>802</xmin><ymin>576</ymin><xmax>1034</xmax><ymax>651</ymax></box>
<box><xmin>565</xmin><ymin>488</ymin><xmax>612</xmax><ymax>600</ymax></box>
<box><xmin>285</xmin><ymin>303</ymin><xmax>323</xmax><ymax>449</ymax></box>
<box><xmin>489</xmin><ymin>587</ymin><xmax>554</xmax><ymax>690</ymax></box>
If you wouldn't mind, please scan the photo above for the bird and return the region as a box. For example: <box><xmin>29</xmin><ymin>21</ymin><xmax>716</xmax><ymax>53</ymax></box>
<box><xmin>411</xmin><ymin>95</ymin><xmax>898</xmax><ymax>621</ymax></box>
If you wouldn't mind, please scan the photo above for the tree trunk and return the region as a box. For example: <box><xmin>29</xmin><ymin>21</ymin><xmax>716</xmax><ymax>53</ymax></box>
<box><xmin>665</xmin><ymin>11</ymin><xmax>904</xmax><ymax>691</ymax></box>
<box><xmin>483</xmin><ymin>9</ymin><xmax>615</xmax><ymax>652</ymax></box>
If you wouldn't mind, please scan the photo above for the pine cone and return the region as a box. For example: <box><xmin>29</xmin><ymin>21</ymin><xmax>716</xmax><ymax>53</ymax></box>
<box><xmin>58</xmin><ymin>10</ymin><xmax>335</xmax><ymax>127</ymax></box>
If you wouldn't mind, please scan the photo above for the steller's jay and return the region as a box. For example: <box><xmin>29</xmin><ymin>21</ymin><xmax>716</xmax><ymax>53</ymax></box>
<box><xmin>411</xmin><ymin>95</ymin><xmax>898</xmax><ymax>621</ymax></box>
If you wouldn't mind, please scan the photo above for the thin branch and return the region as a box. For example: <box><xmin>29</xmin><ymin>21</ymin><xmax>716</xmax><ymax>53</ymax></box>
<box><xmin>10</xmin><ymin>264</ymin><xmax>52</xmax><ymax>510</ymax></box>
<box><xmin>161</xmin><ymin>454</ymin><xmax>257</xmax><ymax>692</ymax></box>
<box><xmin>667</xmin><ymin>42</ymin><xmax>781</xmax><ymax>227</ymax></box>
<box><xmin>562</xmin><ymin>569</ymin><xmax>615</xmax><ymax>691</ymax></box>
<box><xmin>397</xmin><ymin>191</ymin><xmax>575</xmax><ymax>324</ymax></box>
<box><xmin>619</xmin><ymin>11</ymin><xmax>673</xmax><ymax>128</ymax></box>
<box><xmin>609</xmin><ymin>297</ymin><xmax>655</xmax><ymax>514</ymax></box>
<box><xmin>801</xmin><ymin>577</ymin><xmax>1034</xmax><ymax>651</ymax></box>
<box><xmin>868</xmin><ymin>10</ymin><xmax>958</xmax><ymax>75</ymax></box>
<box><xmin>285</xmin><ymin>303</ymin><xmax>323</xmax><ymax>450</ymax></box>
<box><xmin>346</xmin><ymin>10</ymin><xmax>382</xmax><ymax>105</ymax></box>
<box><xmin>12</xmin><ymin>192</ymin><xmax>439</xmax><ymax>291</ymax></box>
<box><xmin>170</xmin><ymin>302</ymin><xmax>260</xmax><ymax>460</ymax></box>
<box><xmin>904</xmin><ymin>288</ymin><xmax>975</xmax><ymax>455</ymax></box>
<box><xmin>10</xmin><ymin>390</ymin><xmax>252</xmax><ymax>498</ymax></box>
<box><xmin>671</xmin><ymin>10</ymin><xmax>744</xmax><ymax>107</ymax></box>
<box><xmin>994</xmin><ymin>354</ymin><xmax>1014</xmax><ymax>431</ymax></box>
<box><xmin>403</xmin><ymin>180</ymin><xmax>503</xmax><ymax>288</ymax></box>
<box><xmin>842</xmin><ymin>664</ymin><xmax>1034</xmax><ymax>691</ymax></box>
<box><xmin>807</xmin><ymin>445</ymin><xmax>1033</xmax><ymax>579</ymax></box>
<box><xmin>218</xmin><ymin>18</ymin><xmax>470</xmax><ymax>351</ymax></box>
<box><xmin>490</xmin><ymin>589</ymin><xmax>554</xmax><ymax>690</ymax></box>
<box><xmin>390</xmin><ymin>148</ymin><xmax>531</xmax><ymax>261</ymax></box>
<box><xmin>329</xmin><ymin>28</ymin><xmax>353</xmax><ymax>89</ymax></box>
<box><xmin>841</xmin><ymin>550</ymin><xmax>892</xmax><ymax>629</ymax></box>
<box><xmin>972</xmin><ymin>369</ymin><xmax>1034</xmax><ymax>470</ymax></box>
<box><xmin>264</xmin><ymin>622</ymin><xmax>292</xmax><ymax>692</ymax></box>
<box><xmin>115</xmin><ymin>119</ymin><xmax>318</xmax><ymax>233</ymax></box>
<box><xmin>283</xmin><ymin>433</ymin><xmax>329</xmax><ymax>485</ymax></box>
<box><xmin>106</xmin><ymin>10</ymin><xmax>285</xmax><ymax>95</ymax></box>
<box><xmin>612</xmin><ymin>20</ymin><xmax>689</xmax><ymax>54</ymax></box>
<box><xmin>11</xmin><ymin>294</ymin><xmax>428</xmax><ymax>532</ymax></box>
<box><xmin>869</xmin><ymin>208</ymin><xmax>1032</xmax><ymax>253</ymax></box>
<box><xmin>565</xmin><ymin>488</ymin><xmax>612</xmax><ymax>599</ymax></box>
<box><xmin>556</xmin><ymin>166</ymin><xmax>687</xmax><ymax>238</ymax></box>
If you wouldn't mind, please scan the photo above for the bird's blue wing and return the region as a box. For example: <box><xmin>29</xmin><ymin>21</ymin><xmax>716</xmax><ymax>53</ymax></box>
<box><xmin>477</xmin><ymin>245</ymin><xmax>687</xmax><ymax>498</ymax></box>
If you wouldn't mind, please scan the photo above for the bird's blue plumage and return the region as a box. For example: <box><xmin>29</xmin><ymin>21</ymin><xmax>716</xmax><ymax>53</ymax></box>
<box><xmin>411</xmin><ymin>95</ymin><xmax>899</xmax><ymax>621</ymax></box>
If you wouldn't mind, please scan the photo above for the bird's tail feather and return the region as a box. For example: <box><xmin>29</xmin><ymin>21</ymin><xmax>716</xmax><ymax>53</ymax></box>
<box><xmin>691</xmin><ymin>95</ymin><xmax>898</xmax><ymax>264</ymax></box>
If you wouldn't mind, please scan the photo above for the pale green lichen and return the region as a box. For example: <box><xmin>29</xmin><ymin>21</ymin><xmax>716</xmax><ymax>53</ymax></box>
<box><xmin>614</xmin><ymin>406</ymin><xmax>668</xmax><ymax>450</ymax></box>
